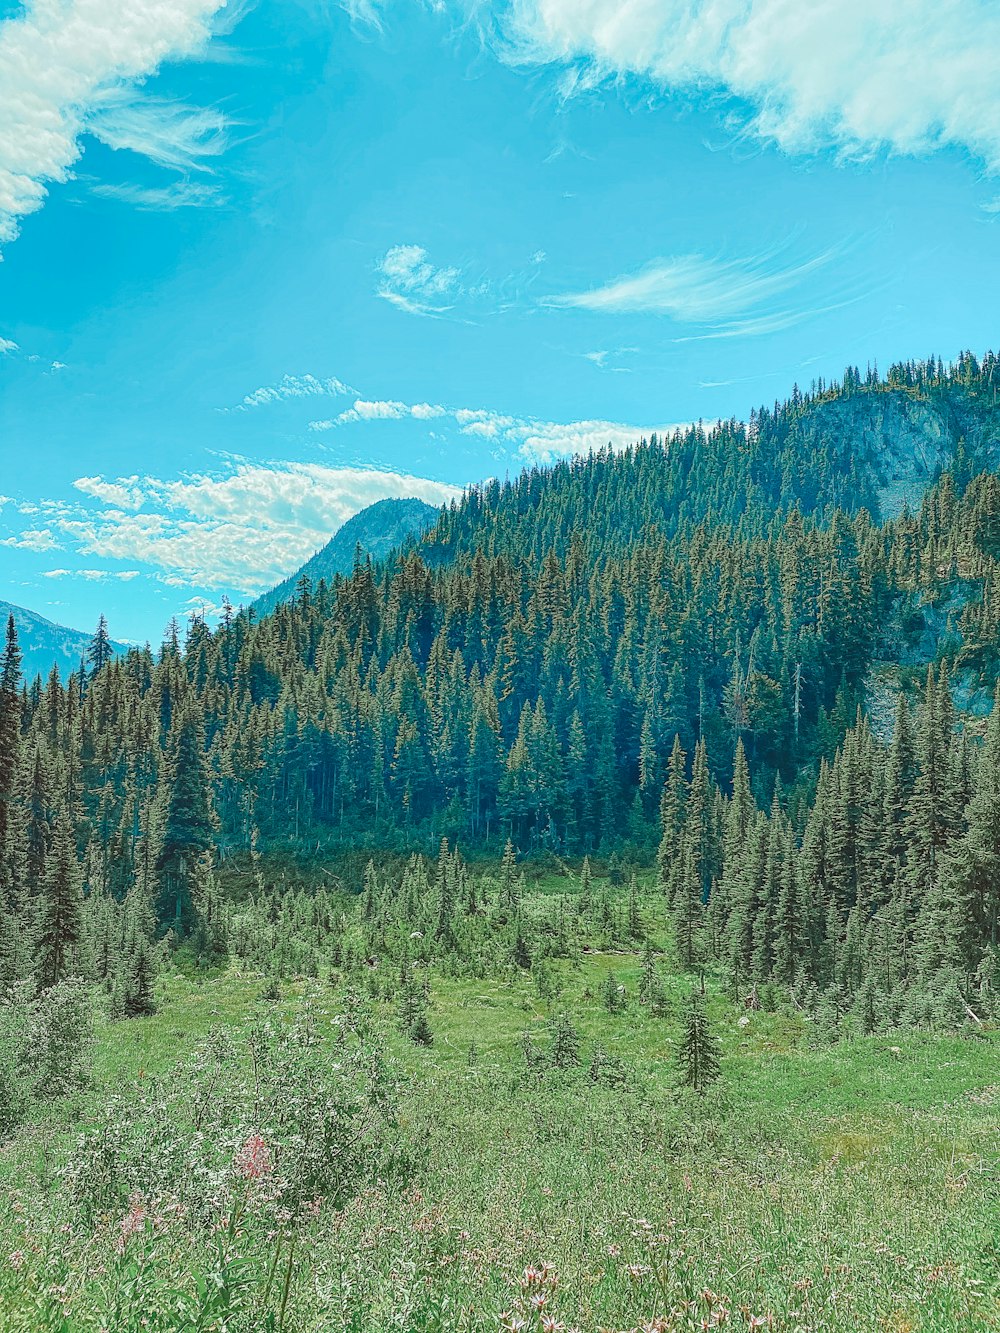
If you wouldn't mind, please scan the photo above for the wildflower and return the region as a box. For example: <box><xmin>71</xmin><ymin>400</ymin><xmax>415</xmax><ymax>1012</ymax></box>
<box><xmin>530</xmin><ymin>1292</ymin><xmax>548</xmax><ymax>1311</ymax></box>
<box><xmin>625</xmin><ymin>1263</ymin><xmax>651</xmax><ymax>1279</ymax></box>
<box><xmin>116</xmin><ymin>1195</ymin><xmax>147</xmax><ymax>1254</ymax></box>
<box><xmin>8</xmin><ymin>1250</ymin><xmax>25</xmax><ymax>1272</ymax></box>
<box><xmin>541</xmin><ymin>1319</ymin><xmax>565</xmax><ymax>1333</ymax></box>
<box><xmin>234</xmin><ymin>1133</ymin><xmax>272</xmax><ymax>1182</ymax></box>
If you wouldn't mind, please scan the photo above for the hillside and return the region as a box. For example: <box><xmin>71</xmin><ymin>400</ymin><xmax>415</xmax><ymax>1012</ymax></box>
<box><xmin>0</xmin><ymin>599</ymin><xmax>128</xmax><ymax>684</ymax></box>
<box><xmin>3</xmin><ymin>352</ymin><xmax>1000</xmax><ymax>986</ymax></box>
<box><xmin>251</xmin><ymin>496</ymin><xmax>440</xmax><ymax>619</ymax></box>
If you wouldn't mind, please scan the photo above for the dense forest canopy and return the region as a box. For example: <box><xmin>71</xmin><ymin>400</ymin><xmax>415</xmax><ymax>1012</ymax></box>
<box><xmin>2</xmin><ymin>351</ymin><xmax>1000</xmax><ymax>1019</ymax></box>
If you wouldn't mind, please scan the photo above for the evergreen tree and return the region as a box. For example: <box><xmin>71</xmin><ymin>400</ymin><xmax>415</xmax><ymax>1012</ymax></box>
<box><xmin>154</xmin><ymin>707</ymin><xmax>214</xmax><ymax>933</ymax></box>
<box><xmin>87</xmin><ymin>615</ymin><xmax>113</xmax><ymax>677</ymax></box>
<box><xmin>677</xmin><ymin>986</ymin><xmax>722</xmax><ymax>1093</ymax></box>
<box><xmin>37</xmin><ymin>813</ymin><xmax>84</xmax><ymax>990</ymax></box>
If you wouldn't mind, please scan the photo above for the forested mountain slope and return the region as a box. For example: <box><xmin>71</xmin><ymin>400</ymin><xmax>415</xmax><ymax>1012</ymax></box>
<box><xmin>251</xmin><ymin>497</ymin><xmax>439</xmax><ymax>620</ymax></box>
<box><xmin>2</xmin><ymin>351</ymin><xmax>1000</xmax><ymax>1020</ymax></box>
<box><xmin>0</xmin><ymin>600</ymin><xmax>127</xmax><ymax>685</ymax></box>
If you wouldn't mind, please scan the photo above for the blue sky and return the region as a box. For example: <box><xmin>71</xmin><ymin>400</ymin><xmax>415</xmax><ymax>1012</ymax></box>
<box><xmin>2</xmin><ymin>0</ymin><xmax>1000</xmax><ymax>646</ymax></box>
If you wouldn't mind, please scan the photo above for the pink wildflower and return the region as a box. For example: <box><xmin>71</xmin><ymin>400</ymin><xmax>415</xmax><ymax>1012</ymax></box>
<box><xmin>116</xmin><ymin>1194</ymin><xmax>147</xmax><ymax>1254</ymax></box>
<box><xmin>234</xmin><ymin>1133</ymin><xmax>272</xmax><ymax>1182</ymax></box>
<box><xmin>8</xmin><ymin>1250</ymin><xmax>25</xmax><ymax>1272</ymax></box>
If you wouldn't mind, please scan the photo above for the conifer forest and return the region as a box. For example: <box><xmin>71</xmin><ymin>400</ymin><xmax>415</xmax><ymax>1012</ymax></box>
<box><xmin>0</xmin><ymin>357</ymin><xmax>998</xmax><ymax>1330</ymax></box>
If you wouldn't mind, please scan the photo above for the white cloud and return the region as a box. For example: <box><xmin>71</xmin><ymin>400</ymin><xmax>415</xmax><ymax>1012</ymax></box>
<box><xmin>303</xmin><ymin>385</ymin><xmax>675</xmax><ymax>467</ymax></box>
<box><xmin>0</xmin><ymin>528</ymin><xmax>60</xmax><ymax>552</ymax></box>
<box><xmin>376</xmin><ymin>243</ymin><xmax>461</xmax><ymax>315</ymax></box>
<box><xmin>90</xmin><ymin>179</ymin><xmax>223</xmax><ymax>210</ymax></box>
<box><xmin>43</xmin><ymin>568</ymin><xmax>140</xmax><ymax>581</ymax></box>
<box><xmin>503</xmin><ymin>0</ymin><xmax>1000</xmax><ymax>171</ymax></box>
<box><xmin>74</xmin><ymin>475</ymin><xmax>145</xmax><ymax>509</ymax></box>
<box><xmin>341</xmin><ymin>0</ymin><xmax>385</xmax><ymax>26</ymax></box>
<box><xmin>43</xmin><ymin>464</ymin><xmax>461</xmax><ymax>593</ymax></box>
<box><xmin>547</xmin><ymin>250</ymin><xmax>832</xmax><ymax>328</ymax></box>
<box><xmin>0</xmin><ymin>337</ymin><xmax>18</xmax><ymax>354</ymax></box>
<box><xmin>311</xmin><ymin>399</ymin><xmax>449</xmax><ymax>430</ymax></box>
<box><xmin>88</xmin><ymin>91</ymin><xmax>228</xmax><ymax>172</ymax></box>
<box><xmin>0</xmin><ymin>0</ymin><xmax>229</xmax><ymax>244</ymax></box>
<box><xmin>350</xmin><ymin>398</ymin><xmax>409</xmax><ymax>420</ymax></box>
<box><xmin>237</xmin><ymin>373</ymin><xmax>354</xmax><ymax>409</ymax></box>
<box><xmin>512</xmin><ymin>418</ymin><xmax>679</xmax><ymax>465</ymax></box>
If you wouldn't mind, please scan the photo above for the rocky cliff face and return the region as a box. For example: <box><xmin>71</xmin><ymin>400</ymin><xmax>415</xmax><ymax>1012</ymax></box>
<box><xmin>794</xmin><ymin>385</ymin><xmax>1000</xmax><ymax>518</ymax></box>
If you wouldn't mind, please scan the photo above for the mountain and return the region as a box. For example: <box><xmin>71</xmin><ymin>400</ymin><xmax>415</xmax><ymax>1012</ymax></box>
<box><xmin>251</xmin><ymin>497</ymin><xmax>440</xmax><ymax>620</ymax></box>
<box><xmin>0</xmin><ymin>600</ymin><xmax>129</xmax><ymax>684</ymax></box>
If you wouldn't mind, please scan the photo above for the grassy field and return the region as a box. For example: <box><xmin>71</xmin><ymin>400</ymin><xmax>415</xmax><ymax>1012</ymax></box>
<box><xmin>0</xmin><ymin>879</ymin><xmax>998</xmax><ymax>1333</ymax></box>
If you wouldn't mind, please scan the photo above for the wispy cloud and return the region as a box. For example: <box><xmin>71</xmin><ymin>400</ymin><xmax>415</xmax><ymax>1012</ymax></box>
<box><xmin>89</xmin><ymin>179</ymin><xmax>224</xmax><ymax>211</ymax></box>
<box><xmin>374</xmin><ymin>242</ymin><xmax>549</xmax><ymax>319</ymax></box>
<box><xmin>581</xmin><ymin>347</ymin><xmax>636</xmax><ymax>371</ymax></box>
<box><xmin>0</xmin><ymin>336</ymin><xmax>18</xmax><ymax>354</ymax></box>
<box><xmin>376</xmin><ymin>244</ymin><xmax>461</xmax><ymax>316</ymax></box>
<box><xmin>0</xmin><ymin>0</ymin><xmax>232</xmax><ymax>245</ymax></box>
<box><xmin>89</xmin><ymin>91</ymin><xmax>229</xmax><ymax>172</ymax></box>
<box><xmin>502</xmin><ymin>0</ymin><xmax>1000</xmax><ymax>172</ymax></box>
<box><xmin>546</xmin><ymin>250</ymin><xmax>834</xmax><ymax>333</ymax></box>
<box><xmin>235</xmin><ymin>374</ymin><xmax>355</xmax><ymax>410</ymax></box>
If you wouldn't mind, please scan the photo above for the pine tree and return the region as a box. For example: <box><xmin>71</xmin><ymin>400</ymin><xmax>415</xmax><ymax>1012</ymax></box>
<box><xmin>155</xmin><ymin>707</ymin><xmax>214</xmax><ymax>933</ymax></box>
<box><xmin>673</xmin><ymin>840</ymin><xmax>702</xmax><ymax>969</ymax></box>
<box><xmin>677</xmin><ymin>986</ymin><xmax>721</xmax><ymax>1093</ymax></box>
<box><xmin>37</xmin><ymin>813</ymin><xmax>84</xmax><ymax>990</ymax></box>
<box><xmin>87</xmin><ymin>615</ymin><xmax>113</xmax><ymax>677</ymax></box>
<box><xmin>0</xmin><ymin>615</ymin><xmax>23</xmax><ymax>904</ymax></box>
<box><xmin>657</xmin><ymin>736</ymin><xmax>687</xmax><ymax>902</ymax></box>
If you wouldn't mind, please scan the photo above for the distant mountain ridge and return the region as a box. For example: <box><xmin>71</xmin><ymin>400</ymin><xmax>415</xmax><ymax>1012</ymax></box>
<box><xmin>0</xmin><ymin>600</ymin><xmax>129</xmax><ymax>684</ymax></box>
<box><xmin>252</xmin><ymin>497</ymin><xmax>440</xmax><ymax>619</ymax></box>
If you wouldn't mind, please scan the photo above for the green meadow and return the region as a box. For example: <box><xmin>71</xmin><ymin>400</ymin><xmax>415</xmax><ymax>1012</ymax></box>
<box><xmin>1</xmin><ymin>870</ymin><xmax>997</xmax><ymax>1333</ymax></box>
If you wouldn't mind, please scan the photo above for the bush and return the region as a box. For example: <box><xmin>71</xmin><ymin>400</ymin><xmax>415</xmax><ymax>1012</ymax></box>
<box><xmin>28</xmin><ymin>979</ymin><xmax>94</xmax><ymax>1099</ymax></box>
<box><xmin>0</xmin><ymin>979</ymin><xmax>93</xmax><ymax>1134</ymax></box>
<box><xmin>63</xmin><ymin>988</ymin><xmax>400</xmax><ymax>1222</ymax></box>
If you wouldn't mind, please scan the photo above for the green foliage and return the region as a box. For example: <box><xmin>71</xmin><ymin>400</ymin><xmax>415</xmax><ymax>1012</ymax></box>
<box><xmin>0</xmin><ymin>978</ymin><xmax>93</xmax><ymax>1134</ymax></box>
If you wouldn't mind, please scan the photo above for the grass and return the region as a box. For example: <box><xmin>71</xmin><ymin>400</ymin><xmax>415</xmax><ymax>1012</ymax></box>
<box><xmin>0</xmin><ymin>881</ymin><xmax>998</xmax><ymax>1332</ymax></box>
